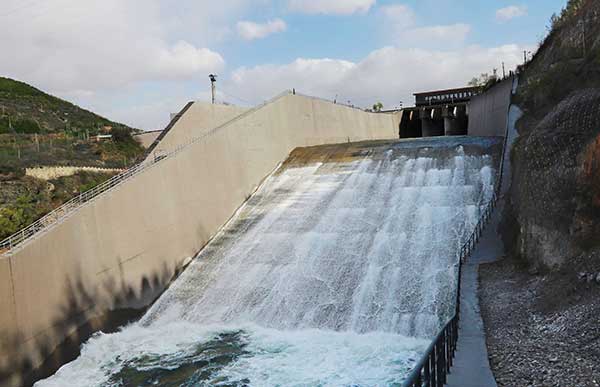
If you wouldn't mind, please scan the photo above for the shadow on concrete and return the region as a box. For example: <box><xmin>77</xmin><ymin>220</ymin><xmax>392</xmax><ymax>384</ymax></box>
<box><xmin>0</xmin><ymin>261</ymin><xmax>184</xmax><ymax>387</ymax></box>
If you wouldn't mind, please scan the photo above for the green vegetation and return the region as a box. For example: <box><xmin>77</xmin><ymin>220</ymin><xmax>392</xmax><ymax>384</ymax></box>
<box><xmin>468</xmin><ymin>73</ymin><xmax>497</xmax><ymax>90</ymax></box>
<box><xmin>548</xmin><ymin>0</ymin><xmax>585</xmax><ymax>31</ymax></box>
<box><xmin>0</xmin><ymin>77</ymin><xmax>138</xmax><ymax>135</ymax></box>
<box><xmin>0</xmin><ymin>194</ymin><xmax>42</xmax><ymax>239</ymax></box>
<box><xmin>0</xmin><ymin>171</ymin><xmax>116</xmax><ymax>240</ymax></box>
<box><xmin>516</xmin><ymin>0</ymin><xmax>600</xmax><ymax>115</ymax></box>
<box><xmin>0</xmin><ymin>77</ymin><xmax>144</xmax><ymax>169</ymax></box>
<box><xmin>372</xmin><ymin>102</ymin><xmax>383</xmax><ymax>112</ymax></box>
<box><xmin>0</xmin><ymin>77</ymin><xmax>146</xmax><ymax>240</ymax></box>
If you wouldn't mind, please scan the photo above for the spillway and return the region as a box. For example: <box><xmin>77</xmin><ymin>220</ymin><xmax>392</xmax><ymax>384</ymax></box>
<box><xmin>37</xmin><ymin>137</ymin><xmax>500</xmax><ymax>387</ymax></box>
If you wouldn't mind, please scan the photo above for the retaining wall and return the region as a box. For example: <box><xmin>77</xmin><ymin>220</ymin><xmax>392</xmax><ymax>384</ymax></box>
<box><xmin>25</xmin><ymin>166</ymin><xmax>124</xmax><ymax>180</ymax></box>
<box><xmin>0</xmin><ymin>93</ymin><xmax>397</xmax><ymax>387</ymax></box>
<box><xmin>468</xmin><ymin>77</ymin><xmax>514</xmax><ymax>137</ymax></box>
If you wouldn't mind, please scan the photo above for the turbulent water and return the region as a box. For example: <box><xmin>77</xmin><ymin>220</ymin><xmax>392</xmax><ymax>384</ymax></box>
<box><xmin>37</xmin><ymin>140</ymin><xmax>496</xmax><ymax>387</ymax></box>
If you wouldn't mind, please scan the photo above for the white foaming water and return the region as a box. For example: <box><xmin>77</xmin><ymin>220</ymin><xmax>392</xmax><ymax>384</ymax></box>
<box><xmin>37</xmin><ymin>143</ymin><xmax>495</xmax><ymax>386</ymax></box>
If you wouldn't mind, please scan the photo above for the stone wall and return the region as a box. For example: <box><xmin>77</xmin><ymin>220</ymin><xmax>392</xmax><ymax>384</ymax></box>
<box><xmin>25</xmin><ymin>166</ymin><xmax>124</xmax><ymax>180</ymax></box>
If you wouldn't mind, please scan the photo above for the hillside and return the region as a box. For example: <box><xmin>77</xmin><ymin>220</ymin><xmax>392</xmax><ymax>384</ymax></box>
<box><xmin>0</xmin><ymin>77</ymin><xmax>146</xmax><ymax>241</ymax></box>
<box><xmin>0</xmin><ymin>77</ymin><xmax>144</xmax><ymax>170</ymax></box>
<box><xmin>0</xmin><ymin>77</ymin><xmax>136</xmax><ymax>135</ymax></box>
<box><xmin>481</xmin><ymin>1</ymin><xmax>600</xmax><ymax>386</ymax></box>
<box><xmin>506</xmin><ymin>0</ymin><xmax>600</xmax><ymax>272</ymax></box>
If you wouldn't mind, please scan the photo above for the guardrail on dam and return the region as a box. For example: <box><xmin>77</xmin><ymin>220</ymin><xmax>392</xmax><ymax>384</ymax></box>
<box><xmin>403</xmin><ymin>76</ymin><xmax>515</xmax><ymax>387</ymax></box>
<box><xmin>0</xmin><ymin>91</ymin><xmax>398</xmax><ymax>387</ymax></box>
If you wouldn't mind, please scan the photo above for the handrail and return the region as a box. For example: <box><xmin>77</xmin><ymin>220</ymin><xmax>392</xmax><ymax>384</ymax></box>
<box><xmin>0</xmin><ymin>90</ymin><xmax>293</xmax><ymax>255</ymax></box>
<box><xmin>402</xmin><ymin>76</ymin><xmax>515</xmax><ymax>387</ymax></box>
<box><xmin>402</xmin><ymin>167</ymin><xmax>500</xmax><ymax>387</ymax></box>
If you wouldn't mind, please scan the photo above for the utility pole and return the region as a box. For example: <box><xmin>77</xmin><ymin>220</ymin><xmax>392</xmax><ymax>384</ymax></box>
<box><xmin>523</xmin><ymin>50</ymin><xmax>527</xmax><ymax>64</ymax></box>
<box><xmin>502</xmin><ymin>62</ymin><xmax>506</xmax><ymax>78</ymax></box>
<box><xmin>209</xmin><ymin>74</ymin><xmax>217</xmax><ymax>104</ymax></box>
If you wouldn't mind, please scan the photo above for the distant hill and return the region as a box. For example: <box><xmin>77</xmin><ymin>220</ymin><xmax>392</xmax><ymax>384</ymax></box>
<box><xmin>0</xmin><ymin>77</ymin><xmax>138</xmax><ymax>134</ymax></box>
<box><xmin>0</xmin><ymin>77</ymin><xmax>146</xmax><ymax>240</ymax></box>
<box><xmin>0</xmin><ymin>77</ymin><xmax>144</xmax><ymax>170</ymax></box>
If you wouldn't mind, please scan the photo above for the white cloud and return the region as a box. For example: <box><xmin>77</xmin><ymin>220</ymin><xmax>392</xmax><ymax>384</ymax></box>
<box><xmin>381</xmin><ymin>4</ymin><xmax>415</xmax><ymax>29</ymax></box>
<box><xmin>226</xmin><ymin>44</ymin><xmax>528</xmax><ymax>110</ymax></box>
<box><xmin>154</xmin><ymin>41</ymin><xmax>224</xmax><ymax>79</ymax></box>
<box><xmin>231</xmin><ymin>58</ymin><xmax>355</xmax><ymax>99</ymax></box>
<box><xmin>496</xmin><ymin>5</ymin><xmax>528</xmax><ymax>22</ymax></box>
<box><xmin>288</xmin><ymin>0</ymin><xmax>376</xmax><ymax>15</ymax></box>
<box><xmin>0</xmin><ymin>0</ymin><xmax>231</xmax><ymax>94</ymax></box>
<box><xmin>401</xmin><ymin>24</ymin><xmax>472</xmax><ymax>45</ymax></box>
<box><xmin>380</xmin><ymin>6</ymin><xmax>470</xmax><ymax>50</ymax></box>
<box><xmin>0</xmin><ymin>0</ymin><xmax>532</xmax><ymax>132</ymax></box>
<box><xmin>237</xmin><ymin>19</ymin><xmax>287</xmax><ymax>40</ymax></box>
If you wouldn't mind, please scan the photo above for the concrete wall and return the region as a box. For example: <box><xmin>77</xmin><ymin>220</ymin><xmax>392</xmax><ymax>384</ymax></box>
<box><xmin>468</xmin><ymin>77</ymin><xmax>513</xmax><ymax>137</ymax></box>
<box><xmin>144</xmin><ymin>102</ymin><xmax>248</xmax><ymax>161</ymax></box>
<box><xmin>0</xmin><ymin>93</ymin><xmax>397</xmax><ymax>387</ymax></box>
<box><xmin>134</xmin><ymin>131</ymin><xmax>162</xmax><ymax>148</ymax></box>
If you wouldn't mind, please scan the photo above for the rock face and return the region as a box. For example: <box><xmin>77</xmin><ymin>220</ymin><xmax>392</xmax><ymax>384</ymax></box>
<box><xmin>507</xmin><ymin>89</ymin><xmax>600</xmax><ymax>270</ymax></box>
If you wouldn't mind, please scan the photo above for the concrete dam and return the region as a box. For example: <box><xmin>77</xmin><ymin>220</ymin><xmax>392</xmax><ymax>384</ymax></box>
<box><xmin>1</xmin><ymin>80</ymin><xmax>513</xmax><ymax>386</ymax></box>
<box><xmin>35</xmin><ymin>138</ymin><xmax>500</xmax><ymax>386</ymax></box>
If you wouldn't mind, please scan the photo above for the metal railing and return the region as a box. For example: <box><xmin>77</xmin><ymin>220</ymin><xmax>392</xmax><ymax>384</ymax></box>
<box><xmin>402</xmin><ymin>188</ymin><xmax>499</xmax><ymax>387</ymax></box>
<box><xmin>2</xmin><ymin>89</ymin><xmax>373</xmax><ymax>255</ymax></box>
<box><xmin>402</xmin><ymin>77</ymin><xmax>514</xmax><ymax>386</ymax></box>
<box><xmin>0</xmin><ymin>90</ymin><xmax>294</xmax><ymax>255</ymax></box>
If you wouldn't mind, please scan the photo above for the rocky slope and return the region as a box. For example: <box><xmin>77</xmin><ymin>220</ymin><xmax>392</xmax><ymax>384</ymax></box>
<box><xmin>504</xmin><ymin>0</ymin><xmax>600</xmax><ymax>271</ymax></box>
<box><xmin>481</xmin><ymin>1</ymin><xmax>600</xmax><ymax>385</ymax></box>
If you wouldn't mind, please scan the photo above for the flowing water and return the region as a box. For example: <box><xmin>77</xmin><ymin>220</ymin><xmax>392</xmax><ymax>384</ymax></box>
<box><xmin>37</xmin><ymin>139</ymin><xmax>498</xmax><ymax>387</ymax></box>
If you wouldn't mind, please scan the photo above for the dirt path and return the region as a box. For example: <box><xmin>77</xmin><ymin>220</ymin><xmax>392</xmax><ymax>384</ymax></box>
<box><xmin>479</xmin><ymin>256</ymin><xmax>600</xmax><ymax>387</ymax></box>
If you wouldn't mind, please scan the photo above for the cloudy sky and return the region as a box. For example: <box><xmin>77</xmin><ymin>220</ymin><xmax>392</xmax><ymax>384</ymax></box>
<box><xmin>0</xmin><ymin>0</ymin><xmax>565</xmax><ymax>130</ymax></box>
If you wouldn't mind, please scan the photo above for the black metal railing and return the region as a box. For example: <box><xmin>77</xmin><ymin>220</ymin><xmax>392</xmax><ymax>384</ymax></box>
<box><xmin>403</xmin><ymin>80</ymin><xmax>513</xmax><ymax>386</ymax></box>
<box><xmin>401</xmin><ymin>188</ymin><xmax>498</xmax><ymax>387</ymax></box>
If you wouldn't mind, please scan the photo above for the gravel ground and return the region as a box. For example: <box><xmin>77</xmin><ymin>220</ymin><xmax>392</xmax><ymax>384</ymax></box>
<box><xmin>479</xmin><ymin>255</ymin><xmax>600</xmax><ymax>387</ymax></box>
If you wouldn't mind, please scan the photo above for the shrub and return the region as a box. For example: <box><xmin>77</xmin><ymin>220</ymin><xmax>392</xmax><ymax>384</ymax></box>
<box><xmin>0</xmin><ymin>116</ymin><xmax>10</xmax><ymax>134</ymax></box>
<box><xmin>13</xmin><ymin>118</ymin><xmax>41</xmax><ymax>134</ymax></box>
<box><xmin>0</xmin><ymin>194</ymin><xmax>38</xmax><ymax>240</ymax></box>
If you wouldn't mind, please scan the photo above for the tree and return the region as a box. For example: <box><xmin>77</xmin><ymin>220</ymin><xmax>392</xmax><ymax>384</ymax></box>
<box><xmin>468</xmin><ymin>73</ymin><xmax>498</xmax><ymax>88</ymax></box>
<box><xmin>372</xmin><ymin>102</ymin><xmax>384</xmax><ymax>112</ymax></box>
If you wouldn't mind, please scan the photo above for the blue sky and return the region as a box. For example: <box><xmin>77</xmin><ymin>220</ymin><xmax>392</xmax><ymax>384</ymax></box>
<box><xmin>0</xmin><ymin>0</ymin><xmax>566</xmax><ymax>130</ymax></box>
